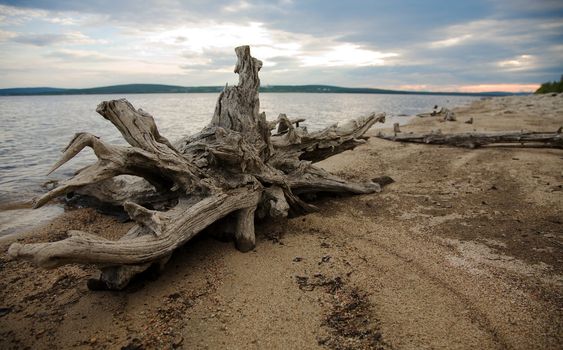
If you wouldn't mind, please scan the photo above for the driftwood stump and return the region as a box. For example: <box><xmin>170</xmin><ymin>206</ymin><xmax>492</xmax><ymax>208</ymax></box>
<box><xmin>8</xmin><ymin>46</ymin><xmax>385</xmax><ymax>290</ymax></box>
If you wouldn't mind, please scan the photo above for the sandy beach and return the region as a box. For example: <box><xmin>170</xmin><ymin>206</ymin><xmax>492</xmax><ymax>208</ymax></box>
<box><xmin>1</xmin><ymin>93</ymin><xmax>562</xmax><ymax>349</ymax></box>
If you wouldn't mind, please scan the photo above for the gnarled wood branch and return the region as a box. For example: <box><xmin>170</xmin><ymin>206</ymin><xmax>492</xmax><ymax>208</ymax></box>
<box><xmin>9</xmin><ymin>186</ymin><xmax>261</xmax><ymax>268</ymax></box>
<box><xmin>8</xmin><ymin>46</ymin><xmax>385</xmax><ymax>289</ymax></box>
<box><xmin>270</xmin><ymin>112</ymin><xmax>385</xmax><ymax>162</ymax></box>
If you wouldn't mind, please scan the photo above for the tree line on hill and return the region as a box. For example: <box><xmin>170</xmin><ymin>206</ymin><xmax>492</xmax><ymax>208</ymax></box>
<box><xmin>535</xmin><ymin>75</ymin><xmax>563</xmax><ymax>94</ymax></box>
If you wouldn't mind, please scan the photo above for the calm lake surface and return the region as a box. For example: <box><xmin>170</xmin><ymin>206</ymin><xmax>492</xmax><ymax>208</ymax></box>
<box><xmin>0</xmin><ymin>92</ymin><xmax>478</xmax><ymax>236</ymax></box>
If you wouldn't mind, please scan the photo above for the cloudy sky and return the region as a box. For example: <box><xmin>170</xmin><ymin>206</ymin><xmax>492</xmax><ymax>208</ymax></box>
<box><xmin>0</xmin><ymin>1</ymin><xmax>562</xmax><ymax>92</ymax></box>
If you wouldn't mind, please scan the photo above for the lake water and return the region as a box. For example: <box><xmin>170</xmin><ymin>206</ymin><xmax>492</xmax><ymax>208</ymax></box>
<box><xmin>0</xmin><ymin>92</ymin><xmax>478</xmax><ymax>237</ymax></box>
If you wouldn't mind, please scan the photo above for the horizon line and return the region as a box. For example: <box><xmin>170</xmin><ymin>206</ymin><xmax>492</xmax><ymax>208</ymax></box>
<box><xmin>0</xmin><ymin>83</ymin><xmax>535</xmax><ymax>96</ymax></box>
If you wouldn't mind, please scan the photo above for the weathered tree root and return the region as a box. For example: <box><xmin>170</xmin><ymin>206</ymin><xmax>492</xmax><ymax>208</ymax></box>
<box><xmin>8</xmin><ymin>46</ymin><xmax>385</xmax><ymax>290</ymax></box>
<box><xmin>377</xmin><ymin>129</ymin><xmax>563</xmax><ymax>149</ymax></box>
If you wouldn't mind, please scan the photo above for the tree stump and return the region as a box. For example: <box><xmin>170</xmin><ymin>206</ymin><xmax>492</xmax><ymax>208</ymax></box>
<box><xmin>8</xmin><ymin>46</ymin><xmax>385</xmax><ymax>289</ymax></box>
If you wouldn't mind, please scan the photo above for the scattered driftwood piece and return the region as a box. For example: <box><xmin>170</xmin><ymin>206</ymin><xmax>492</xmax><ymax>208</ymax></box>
<box><xmin>443</xmin><ymin>109</ymin><xmax>456</xmax><ymax>121</ymax></box>
<box><xmin>393</xmin><ymin>123</ymin><xmax>401</xmax><ymax>134</ymax></box>
<box><xmin>417</xmin><ymin>107</ymin><xmax>455</xmax><ymax>121</ymax></box>
<box><xmin>377</xmin><ymin>130</ymin><xmax>563</xmax><ymax>149</ymax></box>
<box><xmin>8</xmin><ymin>46</ymin><xmax>385</xmax><ymax>290</ymax></box>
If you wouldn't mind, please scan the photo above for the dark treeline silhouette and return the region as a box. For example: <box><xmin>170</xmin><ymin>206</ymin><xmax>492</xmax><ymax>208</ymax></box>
<box><xmin>535</xmin><ymin>75</ymin><xmax>563</xmax><ymax>94</ymax></box>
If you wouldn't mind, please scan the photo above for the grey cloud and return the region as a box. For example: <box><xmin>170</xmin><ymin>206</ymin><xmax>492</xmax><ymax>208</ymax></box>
<box><xmin>12</xmin><ymin>33</ymin><xmax>66</xmax><ymax>46</ymax></box>
<box><xmin>45</xmin><ymin>49</ymin><xmax>115</xmax><ymax>62</ymax></box>
<box><xmin>1</xmin><ymin>0</ymin><xmax>561</xmax><ymax>88</ymax></box>
<box><xmin>181</xmin><ymin>48</ymin><xmax>237</xmax><ymax>70</ymax></box>
<box><xmin>0</xmin><ymin>1</ymin><xmax>226</xmax><ymax>29</ymax></box>
<box><xmin>0</xmin><ymin>29</ymin><xmax>16</xmax><ymax>41</ymax></box>
<box><xmin>267</xmin><ymin>55</ymin><xmax>301</xmax><ymax>65</ymax></box>
<box><xmin>488</xmin><ymin>0</ymin><xmax>563</xmax><ymax>19</ymax></box>
<box><xmin>11</xmin><ymin>31</ymin><xmax>99</xmax><ymax>46</ymax></box>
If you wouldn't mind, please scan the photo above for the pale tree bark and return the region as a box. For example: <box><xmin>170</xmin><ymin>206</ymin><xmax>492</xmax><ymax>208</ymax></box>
<box><xmin>8</xmin><ymin>46</ymin><xmax>385</xmax><ymax>289</ymax></box>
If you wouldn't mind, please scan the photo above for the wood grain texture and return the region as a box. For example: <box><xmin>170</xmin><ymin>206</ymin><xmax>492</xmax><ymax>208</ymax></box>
<box><xmin>8</xmin><ymin>46</ymin><xmax>384</xmax><ymax>289</ymax></box>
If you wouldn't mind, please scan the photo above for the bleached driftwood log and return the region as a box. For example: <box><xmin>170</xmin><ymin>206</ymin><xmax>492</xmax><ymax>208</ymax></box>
<box><xmin>377</xmin><ymin>129</ymin><xmax>563</xmax><ymax>149</ymax></box>
<box><xmin>8</xmin><ymin>46</ymin><xmax>385</xmax><ymax>290</ymax></box>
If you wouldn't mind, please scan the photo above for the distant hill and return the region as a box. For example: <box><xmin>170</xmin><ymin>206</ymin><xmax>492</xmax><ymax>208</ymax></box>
<box><xmin>0</xmin><ymin>83</ymin><xmax>528</xmax><ymax>97</ymax></box>
<box><xmin>64</xmin><ymin>84</ymin><xmax>224</xmax><ymax>95</ymax></box>
<box><xmin>260</xmin><ymin>85</ymin><xmax>525</xmax><ymax>96</ymax></box>
<box><xmin>0</xmin><ymin>87</ymin><xmax>68</xmax><ymax>95</ymax></box>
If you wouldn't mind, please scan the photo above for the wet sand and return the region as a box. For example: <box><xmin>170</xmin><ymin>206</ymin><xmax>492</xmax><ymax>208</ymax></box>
<box><xmin>1</xmin><ymin>93</ymin><xmax>562</xmax><ymax>349</ymax></box>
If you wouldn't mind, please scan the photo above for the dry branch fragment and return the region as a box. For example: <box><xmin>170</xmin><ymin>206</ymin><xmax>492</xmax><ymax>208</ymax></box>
<box><xmin>377</xmin><ymin>130</ymin><xmax>563</xmax><ymax>149</ymax></box>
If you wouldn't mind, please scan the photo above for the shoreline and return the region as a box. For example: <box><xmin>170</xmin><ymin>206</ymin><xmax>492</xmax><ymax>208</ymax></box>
<box><xmin>0</xmin><ymin>92</ymin><xmax>477</xmax><ymax>239</ymax></box>
<box><xmin>1</xmin><ymin>93</ymin><xmax>562</xmax><ymax>349</ymax></box>
<box><xmin>0</xmin><ymin>99</ymin><xmax>428</xmax><ymax>242</ymax></box>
